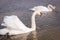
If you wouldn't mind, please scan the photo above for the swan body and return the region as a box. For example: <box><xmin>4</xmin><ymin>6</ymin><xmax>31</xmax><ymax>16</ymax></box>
<box><xmin>31</xmin><ymin>4</ymin><xmax>56</xmax><ymax>12</ymax></box>
<box><xmin>31</xmin><ymin>4</ymin><xmax>56</xmax><ymax>16</ymax></box>
<box><xmin>0</xmin><ymin>15</ymin><xmax>35</xmax><ymax>35</ymax></box>
<box><xmin>0</xmin><ymin>11</ymin><xmax>39</xmax><ymax>35</ymax></box>
<box><xmin>2</xmin><ymin>15</ymin><xmax>32</xmax><ymax>31</ymax></box>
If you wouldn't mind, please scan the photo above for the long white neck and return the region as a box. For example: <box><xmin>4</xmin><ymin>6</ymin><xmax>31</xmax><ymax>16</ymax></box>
<box><xmin>48</xmin><ymin>5</ymin><xmax>53</xmax><ymax>11</ymax></box>
<box><xmin>31</xmin><ymin>12</ymin><xmax>37</xmax><ymax>30</ymax></box>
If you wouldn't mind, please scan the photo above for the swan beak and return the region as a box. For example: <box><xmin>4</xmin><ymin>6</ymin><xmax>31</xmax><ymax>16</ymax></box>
<box><xmin>40</xmin><ymin>12</ymin><xmax>43</xmax><ymax>17</ymax></box>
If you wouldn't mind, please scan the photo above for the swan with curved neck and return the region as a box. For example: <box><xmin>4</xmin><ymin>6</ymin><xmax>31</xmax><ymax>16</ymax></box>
<box><xmin>31</xmin><ymin>4</ymin><xmax>56</xmax><ymax>16</ymax></box>
<box><xmin>0</xmin><ymin>9</ymin><xmax>40</xmax><ymax>35</ymax></box>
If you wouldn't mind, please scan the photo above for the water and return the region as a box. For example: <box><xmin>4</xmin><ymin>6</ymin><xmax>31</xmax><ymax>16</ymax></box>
<box><xmin>0</xmin><ymin>0</ymin><xmax>60</xmax><ymax>40</ymax></box>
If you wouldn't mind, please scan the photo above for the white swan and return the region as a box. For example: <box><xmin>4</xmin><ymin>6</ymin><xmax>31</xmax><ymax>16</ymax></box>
<box><xmin>31</xmin><ymin>4</ymin><xmax>56</xmax><ymax>16</ymax></box>
<box><xmin>0</xmin><ymin>10</ymin><xmax>41</xmax><ymax>35</ymax></box>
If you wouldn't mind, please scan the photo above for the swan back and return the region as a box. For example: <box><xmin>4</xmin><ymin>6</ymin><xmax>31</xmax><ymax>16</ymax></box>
<box><xmin>30</xmin><ymin>4</ymin><xmax>56</xmax><ymax>12</ymax></box>
<box><xmin>30</xmin><ymin>6</ymin><xmax>49</xmax><ymax>11</ymax></box>
<box><xmin>30</xmin><ymin>6</ymin><xmax>53</xmax><ymax>14</ymax></box>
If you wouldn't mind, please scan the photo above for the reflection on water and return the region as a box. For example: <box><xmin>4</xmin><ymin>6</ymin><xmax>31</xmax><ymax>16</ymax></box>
<box><xmin>39</xmin><ymin>27</ymin><xmax>60</xmax><ymax>40</ymax></box>
<box><xmin>27</xmin><ymin>31</ymin><xmax>37</xmax><ymax>40</ymax></box>
<box><xmin>0</xmin><ymin>33</ymin><xmax>29</xmax><ymax>40</ymax></box>
<box><xmin>0</xmin><ymin>27</ymin><xmax>60</xmax><ymax>40</ymax></box>
<box><xmin>32</xmin><ymin>31</ymin><xmax>37</xmax><ymax>40</ymax></box>
<box><xmin>0</xmin><ymin>31</ymin><xmax>37</xmax><ymax>40</ymax></box>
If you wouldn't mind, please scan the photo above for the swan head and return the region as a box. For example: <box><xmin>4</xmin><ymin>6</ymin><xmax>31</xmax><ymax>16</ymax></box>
<box><xmin>35</xmin><ymin>10</ymin><xmax>43</xmax><ymax>17</ymax></box>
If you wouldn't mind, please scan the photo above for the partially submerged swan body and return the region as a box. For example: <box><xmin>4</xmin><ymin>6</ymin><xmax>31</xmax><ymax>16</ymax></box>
<box><xmin>0</xmin><ymin>11</ymin><xmax>40</xmax><ymax>35</ymax></box>
<box><xmin>31</xmin><ymin>4</ymin><xmax>56</xmax><ymax>12</ymax></box>
<box><xmin>31</xmin><ymin>4</ymin><xmax>56</xmax><ymax>16</ymax></box>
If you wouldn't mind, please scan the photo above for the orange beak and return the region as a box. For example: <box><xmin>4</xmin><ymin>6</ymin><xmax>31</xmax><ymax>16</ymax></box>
<box><xmin>40</xmin><ymin>12</ymin><xmax>43</xmax><ymax>17</ymax></box>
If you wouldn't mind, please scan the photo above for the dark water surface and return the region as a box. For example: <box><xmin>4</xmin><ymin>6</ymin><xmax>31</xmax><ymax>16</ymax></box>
<box><xmin>0</xmin><ymin>0</ymin><xmax>60</xmax><ymax>40</ymax></box>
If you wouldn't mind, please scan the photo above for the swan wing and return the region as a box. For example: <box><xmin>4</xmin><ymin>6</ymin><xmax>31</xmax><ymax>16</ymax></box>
<box><xmin>1</xmin><ymin>15</ymin><xmax>31</xmax><ymax>31</ymax></box>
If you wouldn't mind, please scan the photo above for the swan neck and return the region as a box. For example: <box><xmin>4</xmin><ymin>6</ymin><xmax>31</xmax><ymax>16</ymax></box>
<box><xmin>31</xmin><ymin>12</ymin><xmax>36</xmax><ymax>30</ymax></box>
<box><xmin>48</xmin><ymin>5</ymin><xmax>53</xmax><ymax>11</ymax></box>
